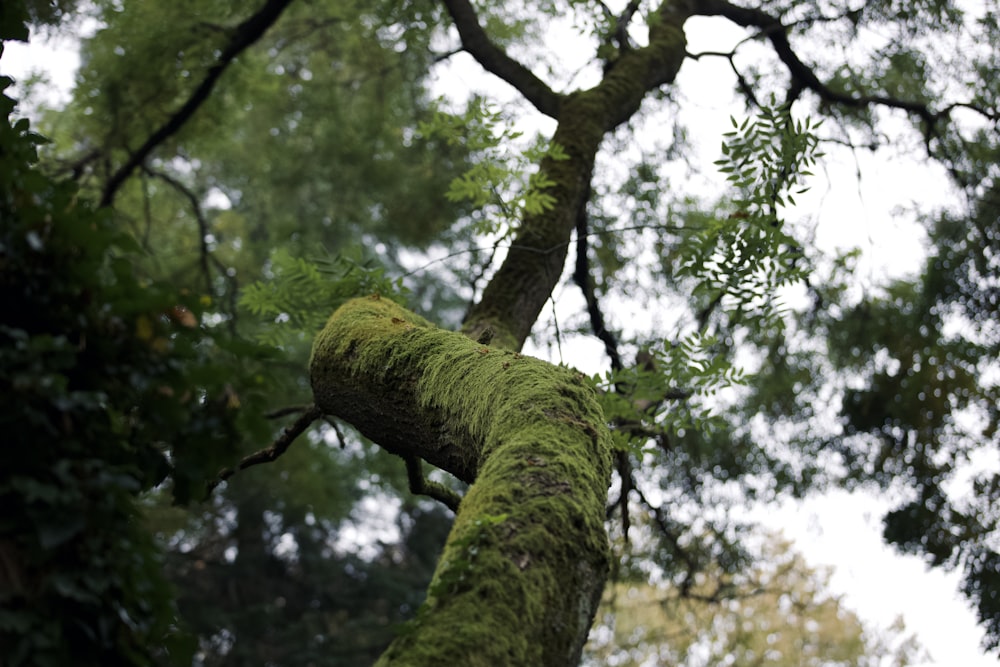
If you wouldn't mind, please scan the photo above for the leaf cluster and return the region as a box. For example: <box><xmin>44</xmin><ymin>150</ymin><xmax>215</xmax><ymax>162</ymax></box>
<box><xmin>599</xmin><ymin>104</ymin><xmax>822</xmax><ymax>448</ymax></box>
<box><xmin>1</xmin><ymin>28</ymin><xmax>279</xmax><ymax>664</ymax></box>
<box><xmin>418</xmin><ymin>97</ymin><xmax>568</xmax><ymax>237</ymax></box>
<box><xmin>747</xmin><ymin>171</ymin><xmax>1000</xmax><ymax>648</ymax></box>
<box><xmin>821</xmin><ymin>231</ymin><xmax>1000</xmax><ymax>648</ymax></box>
<box><xmin>0</xmin><ymin>72</ymin><xmax>180</xmax><ymax>664</ymax></box>
<box><xmin>681</xmin><ymin>102</ymin><xmax>820</xmax><ymax>332</ymax></box>
<box><xmin>240</xmin><ymin>247</ymin><xmax>410</xmax><ymax>348</ymax></box>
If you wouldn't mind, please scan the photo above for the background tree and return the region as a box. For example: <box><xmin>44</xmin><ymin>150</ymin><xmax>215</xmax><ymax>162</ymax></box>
<box><xmin>0</xmin><ymin>20</ymin><xmax>247</xmax><ymax>662</ymax></box>
<box><xmin>3</xmin><ymin>0</ymin><xmax>999</xmax><ymax>665</ymax></box>
<box><xmin>584</xmin><ymin>532</ymin><xmax>926</xmax><ymax>667</ymax></box>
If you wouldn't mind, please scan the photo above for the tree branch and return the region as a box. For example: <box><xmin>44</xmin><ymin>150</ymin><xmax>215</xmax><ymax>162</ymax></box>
<box><xmin>141</xmin><ymin>166</ymin><xmax>241</xmax><ymax>334</ymax></box>
<box><xmin>616</xmin><ymin>0</ymin><xmax>643</xmax><ymax>44</ymax></box>
<box><xmin>462</xmin><ymin>6</ymin><xmax>692</xmax><ymax>348</ymax></box>
<box><xmin>210</xmin><ymin>404</ymin><xmax>322</xmax><ymax>492</ymax></box>
<box><xmin>595</xmin><ymin>0</ymin><xmax>641</xmax><ymax>61</ymax></box>
<box><xmin>265</xmin><ymin>404</ymin><xmax>315</xmax><ymax>419</ymax></box>
<box><xmin>141</xmin><ymin>167</ymin><xmax>214</xmax><ymax>296</ymax></box>
<box><xmin>632</xmin><ymin>481</ymin><xmax>701</xmax><ymax>596</ymax></box>
<box><xmin>312</xmin><ymin>297</ymin><xmax>612</xmax><ymax>665</ymax></box>
<box><xmin>686</xmin><ymin>48</ymin><xmax>760</xmax><ymax>108</ymax></box>
<box><xmin>403</xmin><ymin>455</ymin><xmax>462</xmax><ymax>512</ymax></box>
<box><xmin>440</xmin><ymin>0</ymin><xmax>562</xmax><ymax>118</ymax></box>
<box><xmin>692</xmin><ymin>0</ymin><xmax>998</xmax><ymax>147</ymax></box>
<box><xmin>100</xmin><ymin>0</ymin><xmax>295</xmax><ymax>208</ymax></box>
<box><xmin>571</xmin><ymin>186</ymin><xmax>624</xmax><ymax>372</ymax></box>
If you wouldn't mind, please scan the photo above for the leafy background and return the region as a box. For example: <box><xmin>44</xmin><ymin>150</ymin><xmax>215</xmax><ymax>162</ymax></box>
<box><xmin>2</xmin><ymin>0</ymin><xmax>998</xmax><ymax>664</ymax></box>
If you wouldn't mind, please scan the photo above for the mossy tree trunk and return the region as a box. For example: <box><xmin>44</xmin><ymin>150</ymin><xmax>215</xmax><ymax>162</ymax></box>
<box><xmin>309</xmin><ymin>3</ymin><xmax>691</xmax><ymax>665</ymax></box>
<box><xmin>311</xmin><ymin>297</ymin><xmax>613</xmax><ymax>666</ymax></box>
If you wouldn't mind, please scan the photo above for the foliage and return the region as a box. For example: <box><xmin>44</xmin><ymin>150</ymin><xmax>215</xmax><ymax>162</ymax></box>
<box><xmin>417</xmin><ymin>97</ymin><xmax>570</xmax><ymax>237</ymax></box>
<box><xmin>693</xmin><ymin>102</ymin><xmax>819</xmax><ymax>331</ymax></box>
<box><xmin>5</xmin><ymin>1</ymin><xmax>475</xmax><ymax>664</ymax></box>
<box><xmin>240</xmin><ymin>247</ymin><xmax>410</xmax><ymax>347</ymax></box>
<box><xmin>596</xmin><ymin>101</ymin><xmax>819</xmax><ymax>456</ymax></box>
<box><xmin>36</xmin><ymin>0</ymin><xmax>469</xmax><ymax>285</ymax></box>
<box><xmin>0</xmin><ymin>61</ymin><xmax>186</xmax><ymax>666</ymax></box>
<box><xmin>0</xmin><ymin>8</ymin><xmax>295</xmax><ymax>662</ymax></box>
<box><xmin>585</xmin><ymin>533</ymin><xmax>926</xmax><ymax>667</ymax></box>
<box><xmin>820</xmin><ymin>193</ymin><xmax>1000</xmax><ymax>649</ymax></box>
<box><xmin>8</xmin><ymin>0</ymin><xmax>1000</xmax><ymax>662</ymax></box>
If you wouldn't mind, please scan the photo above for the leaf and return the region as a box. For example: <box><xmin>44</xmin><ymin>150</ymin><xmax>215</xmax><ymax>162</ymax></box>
<box><xmin>37</xmin><ymin>515</ymin><xmax>87</xmax><ymax>549</ymax></box>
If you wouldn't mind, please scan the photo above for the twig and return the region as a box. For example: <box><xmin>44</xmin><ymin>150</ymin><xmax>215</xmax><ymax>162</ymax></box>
<box><xmin>571</xmin><ymin>184</ymin><xmax>624</xmax><ymax>372</ymax></box>
<box><xmin>141</xmin><ymin>167</ymin><xmax>214</xmax><ymax>296</ymax></box>
<box><xmin>632</xmin><ymin>482</ymin><xmax>701</xmax><ymax>596</ymax></box>
<box><xmin>694</xmin><ymin>0</ymin><xmax>1000</xmax><ymax>155</ymax></box>
<box><xmin>325</xmin><ymin>417</ymin><xmax>347</xmax><ymax>449</ymax></box>
<box><xmin>403</xmin><ymin>455</ymin><xmax>462</xmax><ymax>512</ymax></box>
<box><xmin>210</xmin><ymin>404</ymin><xmax>323</xmax><ymax>492</ymax></box>
<box><xmin>142</xmin><ymin>166</ymin><xmax>241</xmax><ymax>334</ymax></box>
<box><xmin>265</xmin><ymin>404</ymin><xmax>315</xmax><ymax>419</ymax></box>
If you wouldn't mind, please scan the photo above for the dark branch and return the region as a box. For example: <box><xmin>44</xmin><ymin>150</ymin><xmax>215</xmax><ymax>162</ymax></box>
<box><xmin>461</xmin><ymin>236</ymin><xmax>504</xmax><ymax>326</ymax></box>
<box><xmin>595</xmin><ymin>0</ymin><xmax>639</xmax><ymax>58</ymax></box>
<box><xmin>210</xmin><ymin>404</ymin><xmax>322</xmax><ymax>492</ymax></box>
<box><xmin>632</xmin><ymin>482</ymin><xmax>701</xmax><ymax>596</ymax></box>
<box><xmin>571</xmin><ymin>187</ymin><xmax>624</xmax><ymax>372</ymax></box>
<box><xmin>691</xmin><ymin>0</ymin><xmax>997</xmax><ymax>147</ymax></box>
<box><xmin>698</xmin><ymin>0</ymin><xmax>940</xmax><ymax>126</ymax></box>
<box><xmin>100</xmin><ymin>0</ymin><xmax>295</xmax><ymax>207</ymax></box>
<box><xmin>440</xmin><ymin>0</ymin><xmax>562</xmax><ymax>119</ymax></box>
<box><xmin>403</xmin><ymin>455</ymin><xmax>462</xmax><ymax>512</ymax></box>
<box><xmin>142</xmin><ymin>166</ymin><xmax>241</xmax><ymax>334</ymax></box>
<box><xmin>265</xmin><ymin>404</ymin><xmax>315</xmax><ymax>419</ymax></box>
<box><xmin>141</xmin><ymin>167</ymin><xmax>214</xmax><ymax>296</ymax></box>
<box><xmin>617</xmin><ymin>0</ymin><xmax>642</xmax><ymax>41</ymax></box>
<box><xmin>686</xmin><ymin>48</ymin><xmax>760</xmax><ymax>109</ymax></box>
<box><xmin>325</xmin><ymin>416</ymin><xmax>348</xmax><ymax>448</ymax></box>
<box><xmin>53</xmin><ymin>148</ymin><xmax>101</xmax><ymax>181</ymax></box>
<box><xmin>614</xmin><ymin>449</ymin><xmax>633</xmax><ymax>540</ymax></box>
<box><xmin>432</xmin><ymin>47</ymin><xmax>463</xmax><ymax>64</ymax></box>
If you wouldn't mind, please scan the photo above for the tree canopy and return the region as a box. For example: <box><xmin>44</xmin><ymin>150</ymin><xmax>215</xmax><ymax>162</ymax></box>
<box><xmin>2</xmin><ymin>0</ymin><xmax>998</xmax><ymax>665</ymax></box>
<box><xmin>585</xmin><ymin>532</ymin><xmax>926</xmax><ymax>666</ymax></box>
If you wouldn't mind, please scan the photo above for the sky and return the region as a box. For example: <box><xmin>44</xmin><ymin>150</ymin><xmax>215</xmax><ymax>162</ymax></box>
<box><xmin>425</xmin><ymin>12</ymin><xmax>995</xmax><ymax>666</ymax></box>
<box><xmin>644</xmin><ymin>20</ymin><xmax>993</xmax><ymax>666</ymax></box>
<box><xmin>2</xmin><ymin>8</ymin><xmax>996</xmax><ymax>666</ymax></box>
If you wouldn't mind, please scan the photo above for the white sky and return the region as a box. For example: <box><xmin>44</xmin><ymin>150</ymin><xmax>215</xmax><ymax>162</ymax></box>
<box><xmin>2</xmin><ymin>9</ymin><xmax>995</xmax><ymax>666</ymax></box>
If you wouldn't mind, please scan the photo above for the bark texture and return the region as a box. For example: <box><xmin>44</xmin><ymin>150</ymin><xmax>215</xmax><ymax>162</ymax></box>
<box><xmin>460</xmin><ymin>7</ymin><xmax>689</xmax><ymax>349</ymax></box>
<box><xmin>308</xmin><ymin>4</ymin><xmax>693</xmax><ymax>665</ymax></box>
<box><xmin>310</xmin><ymin>296</ymin><xmax>613</xmax><ymax>666</ymax></box>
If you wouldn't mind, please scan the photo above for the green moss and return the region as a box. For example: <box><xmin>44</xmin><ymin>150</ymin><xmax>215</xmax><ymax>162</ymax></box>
<box><xmin>306</xmin><ymin>14</ymin><xmax>692</xmax><ymax>666</ymax></box>
<box><xmin>310</xmin><ymin>297</ymin><xmax>614</xmax><ymax>665</ymax></box>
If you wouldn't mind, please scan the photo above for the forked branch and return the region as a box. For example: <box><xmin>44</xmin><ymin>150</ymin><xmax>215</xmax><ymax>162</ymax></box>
<box><xmin>440</xmin><ymin>0</ymin><xmax>562</xmax><ymax>118</ymax></box>
<box><xmin>693</xmin><ymin>0</ymin><xmax>999</xmax><ymax>144</ymax></box>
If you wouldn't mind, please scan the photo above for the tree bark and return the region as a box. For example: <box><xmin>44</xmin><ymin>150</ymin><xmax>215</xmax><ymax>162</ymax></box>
<box><xmin>460</xmin><ymin>9</ymin><xmax>690</xmax><ymax>349</ymax></box>
<box><xmin>308</xmin><ymin>4</ymin><xmax>692</xmax><ymax>665</ymax></box>
<box><xmin>310</xmin><ymin>297</ymin><xmax>612</xmax><ymax>665</ymax></box>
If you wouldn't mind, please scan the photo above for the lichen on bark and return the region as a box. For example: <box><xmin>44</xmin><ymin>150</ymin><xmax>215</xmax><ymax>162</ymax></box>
<box><xmin>310</xmin><ymin>296</ymin><xmax>614</xmax><ymax>666</ymax></box>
